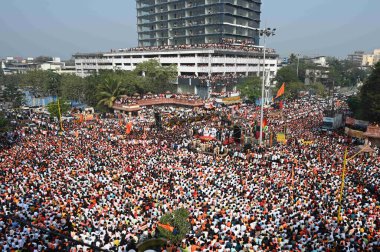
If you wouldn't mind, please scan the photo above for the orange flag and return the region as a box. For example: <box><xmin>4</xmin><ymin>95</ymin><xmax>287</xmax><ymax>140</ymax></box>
<box><xmin>157</xmin><ymin>222</ymin><xmax>174</xmax><ymax>232</ymax></box>
<box><xmin>275</xmin><ymin>83</ymin><xmax>285</xmax><ymax>99</ymax></box>
<box><xmin>125</xmin><ymin>122</ymin><xmax>133</xmax><ymax>134</ymax></box>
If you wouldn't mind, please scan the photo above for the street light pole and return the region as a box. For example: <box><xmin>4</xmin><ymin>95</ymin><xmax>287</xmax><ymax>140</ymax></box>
<box><xmin>259</xmin><ymin>27</ymin><xmax>276</xmax><ymax>145</ymax></box>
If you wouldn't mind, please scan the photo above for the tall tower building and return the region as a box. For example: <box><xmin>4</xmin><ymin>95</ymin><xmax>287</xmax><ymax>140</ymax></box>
<box><xmin>136</xmin><ymin>0</ymin><xmax>261</xmax><ymax>47</ymax></box>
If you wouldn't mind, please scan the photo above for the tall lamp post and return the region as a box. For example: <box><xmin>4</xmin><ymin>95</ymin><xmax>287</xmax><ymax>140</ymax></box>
<box><xmin>259</xmin><ymin>27</ymin><xmax>276</xmax><ymax>145</ymax></box>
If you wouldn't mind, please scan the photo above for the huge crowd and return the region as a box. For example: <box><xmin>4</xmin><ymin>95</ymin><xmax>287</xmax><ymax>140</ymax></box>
<box><xmin>112</xmin><ymin>41</ymin><xmax>276</xmax><ymax>54</ymax></box>
<box><xmin>0</xmin><ymin>97</ymin><xmax>379</xmax><ymax>252</ymax></box>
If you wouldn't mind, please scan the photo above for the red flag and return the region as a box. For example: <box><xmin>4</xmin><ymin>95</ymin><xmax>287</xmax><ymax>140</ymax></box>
<box><xmin>279</xmin><ymin>100</ymin><xmax>284</xmax><ymax>109</ymax></box>
<box><xmin>157</xmin><ymin>222</ymin><xmax>174</xmax><ymax>232</ymax></box>
<box><xmin>261</xmin><ymin>118</ymin><xmax>268</xmax><ymax>128</ymax></box>
<box><xmin>275</xmin><ymin>83</ymin><xmax>285</xmax><ymax>98</ymax></box>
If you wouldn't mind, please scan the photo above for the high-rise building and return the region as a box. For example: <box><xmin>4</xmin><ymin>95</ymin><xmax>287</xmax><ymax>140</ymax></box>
<box><xmin>136</xmin><ymin>0</ymin><xmax>262</xmax><ymax>47</ymax></box>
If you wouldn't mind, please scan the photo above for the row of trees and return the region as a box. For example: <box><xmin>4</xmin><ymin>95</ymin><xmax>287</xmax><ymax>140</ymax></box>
<box><xmin>238</xmin><ymin>54</ymin><xmax>371</xmax><ymax>103</ymax></box>
<box><xmin>0</xmin><ymin>60</ymin><xmax>177</xmax><ymax>111</ymax></box>
<box><xmin>348</xmin><ymin>62</ymin><xmax>380</xmax><ymax>122</ymax></box>
<box><xmin>237</xmin><ymin>75</ymin><xmax>326</xmax><ymax>102</ymax></box>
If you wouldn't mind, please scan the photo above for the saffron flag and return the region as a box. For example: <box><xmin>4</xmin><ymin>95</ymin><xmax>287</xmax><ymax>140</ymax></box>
<box><xmin>275</xmin><ymin>83</ymin><xmax>285</xmax><ymax>99</ymax></box>
<box><xmin>125</xmin><ymin>122</ymin><xmax>133</xmax><ymax>134</ymax></box>
<box><xmin>261</xmin><ymin>118</ymin><xmax>268</xmax><ymax>128</ymax></box>
<box><xmin>157</xmin><ymin>222</ymin><xmax>174</xmax><ymax>232</ymax></box>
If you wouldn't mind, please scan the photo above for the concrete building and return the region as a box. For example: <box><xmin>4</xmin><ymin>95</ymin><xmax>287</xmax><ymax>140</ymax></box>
<box><xmin>73</xmin><ymin>45</ymin><xmax>278</xmax><ymax>79</ymax></box>
<box><xmin>73</xmin><ymin>0</ymin><xmax>278</xmax><ymax>98</ymax></box>
<box><xmin>136</xmin><ymin>0</ymin><xmax>262</xmax><ymax>47</ymax></box>
<box><xmin>310</xmin><ymin>56</ymin><xmax>328</xmax><ymax>68</ymax></box>
<box><xmin>347</xmin><ymin>51</ymin><xmax>365</xmax><ymax>66</ymax></box>
<box><xmin>362</xmin><ymin>49</ymin><xmax>380</xmax><ymax>67</ymax></box>
<box><xmin>1</xmin><ymin>58</ymin><xmax>38</xmax><ymax>75</ymax></box>
<box><xmin>304</xmin><ymin>69</ymin><xmax>329</xmax><ymax>85</ymax></box>
<box><xmin>40</xmin><ymin>58</ymin><xmax>65</xmax><ymax>71</ymax></box>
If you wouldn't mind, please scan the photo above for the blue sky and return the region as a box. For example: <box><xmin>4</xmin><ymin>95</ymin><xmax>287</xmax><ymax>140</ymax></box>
<box><xmin>0</xmin><ymin>0</ymin><xmax>379</xmax><ymax>59</ymax></box>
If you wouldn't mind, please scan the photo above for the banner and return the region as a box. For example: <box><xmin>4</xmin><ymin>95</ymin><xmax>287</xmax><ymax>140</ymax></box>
<box><xmin>300</xmin><ymin>139</ymin><xmax>313</xmax><ymax>145</ymax></box>
<box><xmin>277</xmin><ymin>133</ymin><xmax>286</xmax><ymax>144</ymax></box>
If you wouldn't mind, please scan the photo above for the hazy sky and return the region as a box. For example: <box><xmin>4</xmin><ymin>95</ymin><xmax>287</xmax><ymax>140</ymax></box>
<box><xmin>0</xmin><ymin>0</ymin><xmax>379</xmax><ymax>59</ymax></box>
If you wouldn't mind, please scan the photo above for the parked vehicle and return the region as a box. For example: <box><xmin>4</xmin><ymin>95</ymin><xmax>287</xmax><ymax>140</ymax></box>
<box><xmin>322</xmin><ymin>113</ymin><xmax>343</xmax><ymax>131</ymax></box>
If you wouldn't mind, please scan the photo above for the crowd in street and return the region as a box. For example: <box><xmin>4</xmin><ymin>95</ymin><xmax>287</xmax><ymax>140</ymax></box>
<box><xmin>0</xmin><ymin>97</ymin><xmax>379</xmax><ymax>252</ymax></box>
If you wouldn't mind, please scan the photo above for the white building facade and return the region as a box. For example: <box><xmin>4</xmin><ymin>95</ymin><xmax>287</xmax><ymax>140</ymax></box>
<box><xmin>73</xmin><ymin>47</ymin><xmax>278</xmax><ymax>79</ymax></box>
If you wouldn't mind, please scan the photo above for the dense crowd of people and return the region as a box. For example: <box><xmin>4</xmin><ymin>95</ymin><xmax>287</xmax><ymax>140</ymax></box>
<box><xmin>114</xmin><ymin>93</ymin><xmax>202</xmax><ymax>106</ymax></box>
<box><xmin>112</xmin><ymin>41</ymin><xmax>276</xmax><ymax>54</ymax></box>
<box><xmin>0</xmin><ymin>97</ymin><xmax>379</xmax><ymax>252</ymax></box>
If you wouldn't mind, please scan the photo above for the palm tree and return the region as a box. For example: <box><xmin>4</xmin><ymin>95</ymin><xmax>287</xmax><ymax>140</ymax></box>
<box><xmin>97</xmin><ymin>77</ymin><xmax>125</xmax><ymax>108</ymax></box>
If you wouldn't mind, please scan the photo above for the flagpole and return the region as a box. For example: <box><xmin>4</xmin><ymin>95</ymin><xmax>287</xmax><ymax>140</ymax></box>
<box><xmin>337</xmin><ymin>147</ymin><xmax>366</xmax><ymax>223</ymax></box>
<box><xmin>258</xmin><ymin>26</ymin><xmax>276</xmax><ymax>145</ymax></box>
<box><xmin>337</xmin><ymin>148</ymin><xmax>347</xmax><ymax>223</ymax></box>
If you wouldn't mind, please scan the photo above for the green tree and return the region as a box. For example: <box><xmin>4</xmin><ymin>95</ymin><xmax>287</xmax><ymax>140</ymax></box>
<box><xmin>97</xmin><ymin>77</ymin><xmax>126</xmax><ymax>109</ymax></box>
<box><xmin>21</xmin><ymin>70</ymin><xmax>49</xmax><ymax>97</ymax></box>
<box><xmin>47</xmin><ymin>98</ymin><xmax>71</xmax><ymax>119</ymax></box>
<box><xmin>289</xmin><ymin>53</ymin><xmax>298</xmax><ymax>64</ymax></box>
<box><xmin>237</xmin><ymin>76</ymin><xmax>261</xmax><ymax>101</ymax></box>
<box><xmin>60</xmin><ymin>74</ymin><xmax>86</xmax><ymax>102</ymax></box>
<box><xmin>3</xmin><ymin>75</ymin><xmax>25</xmax><ymax>108</ymax></box>
<box><xmin>359</xmin><ymin>62</ymin><xmax>380</xmax><ymax>122</ymax></box>
<box><xmin>45</xmin><ymin>70</ymin><xmax>62</xmax><ymax>96</ymax></box>
<box><xmin>347</xmin><ymin>95</ymin><xmax>362</xmax><ymax>118</ymax></box>
<box><xmin>275</xmin><ymin>65</ymin><xmax>299</xmax><ymax>85</ymax></box>
<box><xmin>326</xmin><ymin>57</ymin><xmax>369</xmax><ymax>87</ymax></box>
<box><xmin>0</xmin><ymin>113</ymin><xmax>11</xmax><ymax>133</ymax></box>
<box><xmin>309</xmin><ymin>82</ymin><xmax>326</xmax><ymax>97</ymax></box>
<box><xmin>277</xmin><ymin>81</ymin><xmax>305</xmax><ymax>100</ymax></box>
<box><xmin>134</xmin><ymin>59</ymin><xmax>177</xmax><ymax>94</ymax></box>
<box><xmin>158</xmin><ymin>208</ymin><xmax>190</xmax><ymax>245</ymax></box>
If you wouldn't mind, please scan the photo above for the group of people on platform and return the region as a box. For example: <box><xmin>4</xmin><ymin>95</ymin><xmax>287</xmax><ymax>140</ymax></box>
<box><xmin>113</xmin><ymin>41</ymin><xmax>275</xmax><ymax>54</ymax></box>
<box><xmin>0</xmin><ymin>97</ymin><xmax>379</xmax><ymax>252</ymax></box>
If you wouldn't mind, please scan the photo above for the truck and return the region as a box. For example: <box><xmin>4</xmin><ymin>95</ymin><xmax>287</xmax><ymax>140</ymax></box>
<box><xmin>322</xmin><ymin>113</ymin><xmax>343</xmax><ymax>131</ymax></box>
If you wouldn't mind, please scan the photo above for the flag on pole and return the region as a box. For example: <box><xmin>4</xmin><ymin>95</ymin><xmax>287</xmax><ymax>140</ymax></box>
<box><xmin>125</xmin><ymin>122</ymin><xmax>133</xmax><ymax>134</ymax></box>
<box><xmin>157</xmin><ymin>222</ymin><xmax>174</xmax><ymax>232</ymax></box>
<box><xmin>275</xmin><ymin>83</ymin><xmax>285</xmax><ymax>99</ymax></box>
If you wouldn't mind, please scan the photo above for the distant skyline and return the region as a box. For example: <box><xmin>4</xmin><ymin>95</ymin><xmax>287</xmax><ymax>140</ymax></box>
<box><xmin>0</xmin><ymin>0</ymin><xmax>379</xmax><ymax>60</ymax></box>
